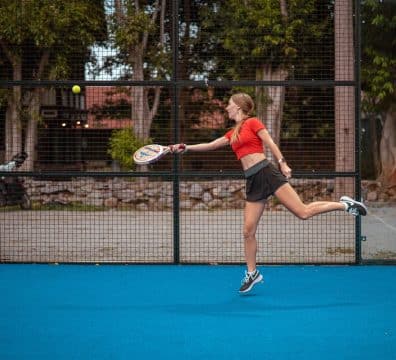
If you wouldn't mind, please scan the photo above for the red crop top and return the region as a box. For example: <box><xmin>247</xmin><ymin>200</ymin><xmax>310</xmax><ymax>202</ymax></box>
<box><xmin>224</xmin><ymin>118</ymin><xmax>266</xmax><ymax>160</ymax></box>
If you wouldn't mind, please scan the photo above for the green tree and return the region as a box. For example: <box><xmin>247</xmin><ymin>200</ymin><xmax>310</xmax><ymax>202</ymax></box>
<box><xmin>108</xmin><ymin>0</ymin><xmax>168</xmax><ymax>141</ymax></box>
<box><xmin>200</xmin><ymin>0</ymin><xmax>327</xmax><ymax>161</ymax></box>
<box><xmin>361</xmin><ymin>0</ymin><xmax>396</xmax><ymax>185</ymax></box>
<box><xmin>0</xmin><ymin>0</ymin><xmax>104</xmax><ymax>169</ymax></box>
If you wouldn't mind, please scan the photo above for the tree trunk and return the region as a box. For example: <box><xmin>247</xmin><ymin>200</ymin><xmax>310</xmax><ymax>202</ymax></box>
<box><xmin>23</xmin><ymin>51</ymin><xmax>50</xmax><ymax>170</ymax></box>
<box><xmin>368</xmin><ymin>114</ymin><xmax>381</xmax><ymax>177</ymax></box>
<box><xmin>255</xmin><ymin>64</ymin><xmax>288</xmax><ymax>162</ymax></box>
<box><xmin>6</xmin><ymin>61</ymin><xmax>23</xmax><ymax>160</ymax></box>
<box><xmin>128</xmin><ymin>0</ymin><xmax>162</xmax><ymax>142</ymax></box>
<box><xmin>177</xmin><ymin>0</ymin><xmax>192</xmax><ymax>143</ymax></box>
<box><xmin>129</xmin><ymin>51</ymin><xmax>149</xmax><ymax>173</ymax></box>
<box><xmin>379</xmin><ymin>108</ymin><xmax>396</xmax><ymax>186</ymax></box>
<box><xmin>1</xmin><ymin>40</ymin><xmax>22</xmax><ymax>160</ymax></box>
<box><xmin>130</xmin><ymin>47</ymin><xmax>147</xmax><ymax>139</ymax></box>
<box><xmin>255</xmin><ymin>0</ymin><xmax>289</xmax><ymax>163</ymax></box>
<box><xmin>334</xmin><ymin>0</ymin><xmax>355</xmax><ymax>198</ymax></box>
<box><xmin>128</xmin><ymin>53</ymin><xmax>159</xmax><ymax>141</ymax></box>
<box><xmin>23</xmin><ymin>88</ymin><xmax>42</xmax><ymax>170</ymax></box>
<box><xmin>5</xmin><ymin>106</ymin><xmax>13</xmax><ymax>160</ymax></box>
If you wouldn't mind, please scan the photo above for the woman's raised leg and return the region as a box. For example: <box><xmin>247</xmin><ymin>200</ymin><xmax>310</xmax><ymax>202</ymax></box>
<box><xmin>274</xmin><ymin>183</ymin><xmax>345</xmax><ymax>220</ymax></box>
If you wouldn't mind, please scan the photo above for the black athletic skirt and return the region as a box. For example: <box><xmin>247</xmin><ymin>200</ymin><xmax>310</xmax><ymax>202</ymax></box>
<box><xmin>244</xmin><ymin>160</ymin><xmax>288</xmax><ymax>202</ymax></box>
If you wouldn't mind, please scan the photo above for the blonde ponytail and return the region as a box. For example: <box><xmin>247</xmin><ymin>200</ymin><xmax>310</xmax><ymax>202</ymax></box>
<box><xmin>230</xmin><ymin>119</ymin><xmax>247</xmax><ymax>144</ymax></box>
<box><xmin>229</xmin><ymin>93</ymin><xmax>255</xmax><ymax>144</ymax></box>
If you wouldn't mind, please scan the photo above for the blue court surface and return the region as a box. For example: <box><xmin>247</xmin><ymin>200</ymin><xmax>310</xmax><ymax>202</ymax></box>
<box><xmin>1</xmin><ymin>265</ymin><xmax>395</xmax><ymax>360</ymax></box>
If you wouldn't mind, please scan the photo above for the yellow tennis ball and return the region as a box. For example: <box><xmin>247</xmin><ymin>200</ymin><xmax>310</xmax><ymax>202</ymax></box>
<box><xmin>72</xmin><ymin>85</ymin><xmax>81</xmax><ymax>94</ymax></box>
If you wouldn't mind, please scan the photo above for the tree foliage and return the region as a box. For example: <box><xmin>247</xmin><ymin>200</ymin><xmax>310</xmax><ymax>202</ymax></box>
<box><xmin>0</xmin><ymin>0</ymin><xmax>105</xmax><ymax>79</ymax></box>
<box><xmin>361</xmin><ymin>0</ymin><xmax>396</xmax><ymax>184</ymax></box>
<box><xmin>0</xmin><ymin>0</ymin><xmax>105</xmax><ymax>168</ymax></box>
<box><xmin>107</xmin><ymin>0</ymin><xmax>170</xmax><ymax>80</ymax></box>
<box><xmin>361</xmin><ymin>0</ymin><xmax>396</xmax><ymax>114</ymax></box>
<box><xmin>199</xmin><ymin>0</ymin><xmax>325</xmax><ymax>79</ymax></box>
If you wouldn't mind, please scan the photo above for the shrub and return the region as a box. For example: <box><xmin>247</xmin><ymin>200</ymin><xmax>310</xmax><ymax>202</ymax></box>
<box><xmin>108</xmin><ymin>128</ymin><xmax>150</xmax><ymax>170</ymax></box>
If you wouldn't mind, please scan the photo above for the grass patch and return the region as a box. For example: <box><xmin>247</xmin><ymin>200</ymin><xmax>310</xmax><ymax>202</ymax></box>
<box><xmin>0</xmin><ymin>202</ymin><xmax>105</xmax><ymax>211</ymax></box>
<box><xmin>35</xmin><ymin>202</ymin><xmax>105</xmax><ymax>211</ymax></box>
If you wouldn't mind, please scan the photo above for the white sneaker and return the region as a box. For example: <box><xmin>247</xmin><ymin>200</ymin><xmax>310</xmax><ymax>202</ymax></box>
<box><xmin>340</xmin><ymin>196</ymin><xmax>368</xmax><ymax>216</ymax></box>
<box><xmin>239</xmin><ymin>270</ymin><xmax>264</xmax><ymax>293</ymax></box>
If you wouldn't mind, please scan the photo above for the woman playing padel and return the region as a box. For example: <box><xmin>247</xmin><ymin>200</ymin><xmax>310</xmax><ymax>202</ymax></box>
<box><xmin>171</xmin><ymin>93</ymin><xmax>367</xmax><ymax>294</ymax></box>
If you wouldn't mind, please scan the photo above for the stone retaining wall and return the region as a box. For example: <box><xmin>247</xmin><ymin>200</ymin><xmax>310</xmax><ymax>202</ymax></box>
<box><xmin>23</xmin><ymin>178</ymin><xmax>337</xmax><ymax>210</ymax></box>
<box><xmin>22</xmin><ymin>178</ymin><xmax>395</xmax><ymax>210</ymax></box>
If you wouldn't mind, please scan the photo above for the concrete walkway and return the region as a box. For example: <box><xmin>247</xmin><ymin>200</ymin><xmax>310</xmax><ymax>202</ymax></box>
<box><xmin>1</xmin><ymin>206</ymin><xmax>394</xmax><ymax>263</ymax></box>
<box><xmin>362</xmin><ymin>205</ymin><xmax>396</xmax><ymax>260</ymax></box>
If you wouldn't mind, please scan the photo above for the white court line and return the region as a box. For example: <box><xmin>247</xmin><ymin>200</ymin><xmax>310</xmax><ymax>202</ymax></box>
<box><xmin>369</xmin><ymin>213</ymin><xmax>396</xmax><ymax>233</ymax></box>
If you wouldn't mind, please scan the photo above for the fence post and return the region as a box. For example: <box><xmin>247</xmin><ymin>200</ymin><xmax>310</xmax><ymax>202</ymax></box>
<box><xmin>172</xmin><ymin>0</ymin><xmax>180</xmax><ymax>264</ymax></box>
<box><xmin>354</xmin><ymin>0</ymin><xmax>362</xmax><ymax>264</ymax></box>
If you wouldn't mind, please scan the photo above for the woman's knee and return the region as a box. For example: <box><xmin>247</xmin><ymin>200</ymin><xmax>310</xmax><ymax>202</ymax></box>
<box><xmin>297</xmin><ymin>209</ymin><xmax>312</xmax><ymax>220</ymax></box>
<box><xmin>294</xmin><ymin>206</ymin><xmax>311</xmax><ymax>220</ymax></box>
<box><xmin>243</xmin><ymin>226</ymin><xmax>256</xmax><ymax>240</ymax></box>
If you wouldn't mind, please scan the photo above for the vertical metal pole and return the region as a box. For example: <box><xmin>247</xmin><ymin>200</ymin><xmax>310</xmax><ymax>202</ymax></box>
<box><xmin>172</xmin><ymin>0</ymin><xmax>180</xmax><ymax>264</ymax></box>
<box><xmin>354</xmin><ymin>0</ymin><xmax>362</xmax><ymax>264</ymax></box>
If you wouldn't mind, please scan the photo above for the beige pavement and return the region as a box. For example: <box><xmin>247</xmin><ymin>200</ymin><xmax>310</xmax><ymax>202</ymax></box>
<box><xmin>1</xmin><ymin>209</ymin><xmax>360</xmax><ymax>263</ymax></box>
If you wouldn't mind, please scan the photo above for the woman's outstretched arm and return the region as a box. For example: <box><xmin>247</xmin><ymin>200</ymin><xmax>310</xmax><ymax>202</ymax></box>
<box><xmin>172</xmin><ymin>136</ymin><xmax>229</xmax><ymax>153</ymax></box>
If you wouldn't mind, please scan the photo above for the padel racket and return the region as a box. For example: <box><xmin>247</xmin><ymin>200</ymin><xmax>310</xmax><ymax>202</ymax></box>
<box><xmin>133</xmin><ymin>144</ymin><xmax>171</xmax><ymax>165</ymax></box>
<box><xmin>133</xmin><ymin>144</ymin><xmax>186</xmax><ymax>165</ymax></box>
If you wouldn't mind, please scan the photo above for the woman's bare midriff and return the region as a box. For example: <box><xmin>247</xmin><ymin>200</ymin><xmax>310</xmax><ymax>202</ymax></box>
<box><xmin>240</xmin><ymin>153</ymin><xmax>267</xmax><ymax>171</ymax></box>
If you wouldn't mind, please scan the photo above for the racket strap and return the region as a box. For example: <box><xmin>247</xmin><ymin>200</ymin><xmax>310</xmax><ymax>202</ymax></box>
<box><xmin>179</xmin><ymin>144</ymin><xmax>187</xmax><ymax>153</ymax></box>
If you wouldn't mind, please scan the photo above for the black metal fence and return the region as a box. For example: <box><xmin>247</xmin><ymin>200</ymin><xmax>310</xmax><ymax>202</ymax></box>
<box><xmin>0</xmin><ymin>0</ymin><xmax>369</xmax><ymax>264</ymax></box>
